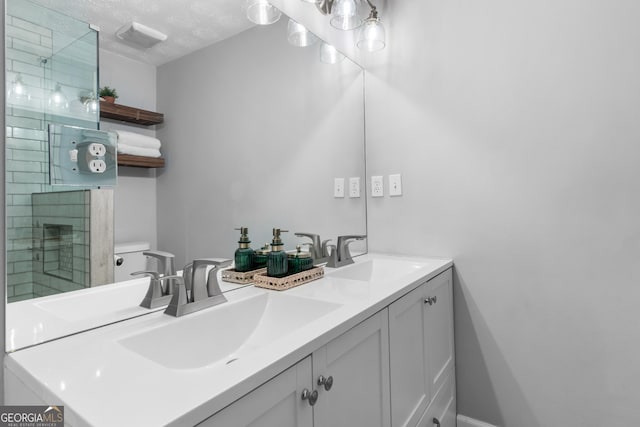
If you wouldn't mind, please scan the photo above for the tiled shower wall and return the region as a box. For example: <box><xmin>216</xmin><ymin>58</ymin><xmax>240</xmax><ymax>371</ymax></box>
<box><xmin>5</xmin><ymin>0</ymin><xmax>98</xmax><ymax>302</ymax></box>
<box><xmin>5</xmin><ymin>13</ymin><xmax>52</xmax><ymax>302</ymax></box>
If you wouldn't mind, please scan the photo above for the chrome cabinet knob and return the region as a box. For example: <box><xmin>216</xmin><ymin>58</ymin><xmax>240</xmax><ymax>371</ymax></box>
<box><xmin>433</xmin><ymin>417</ymin><xmax>441</xmax><ymax>427</ymax></box>
<box><xmin>318</xmin><ymin>375</ymin><xmax>334</xmax><ymax>391</ymax></box>
<box><xmin>424</xmin><ymin>296</ymin><xmax>438</xmax><ymax>306</ymax></box>
<box><xmin>301</xmin><ymin>388</ymin><xmax>318</xmax><ymax>406</ymax></box>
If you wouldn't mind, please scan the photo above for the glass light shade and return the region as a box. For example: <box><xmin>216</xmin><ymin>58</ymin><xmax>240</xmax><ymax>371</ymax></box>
<box><xmin>48</xmin><ymin>83</ymin><xmax>69</xmax><ymax>110</ymax></box>
<box><xmin>357</xmin><ymin>18</ymin><xmax>386</xmax><ymax>52</ymax></box>
<box><xmin>320</xmin><ymin>42</ymin><xmax>346</xmax><ymax>64</ymax></box>
<box><xmin>287</xmin><ymin>19</ymin><xmax>319</xmax><ymax>47</ymax></box>
<box><xmin>8</xmin><ymin>74</ymin><xmax>31</xmax><ymax>101</ymax></box>
<box><xmin>330</xmin><ymin>0</ymin><xmax>362</xmax><ymax>30</ymax></box>
<box><xmin>83</xmin><ymin>95</ymin><xmax>99</xmax><ymax>114</ymax></box>
<box><xmin>246</xmin><ymin>0</ymin><xmax>282</xmax><ymax>25</ymax></box>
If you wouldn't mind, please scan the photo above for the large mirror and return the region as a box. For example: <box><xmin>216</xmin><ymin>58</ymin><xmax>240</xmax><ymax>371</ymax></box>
<box><xmin>5</xmin><ymin>1</ymin><xmax>366</xmax><ymax>349</ymax></box>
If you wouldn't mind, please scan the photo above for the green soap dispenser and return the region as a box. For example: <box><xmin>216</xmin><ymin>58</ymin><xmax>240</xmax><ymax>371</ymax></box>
<box><xmin>267</xmin><ymin>228</ymin><xmax>289</xmax><ymax>278</ymax></box>
<box><xmin>234</xmin><ymin>227</ymin><xmax>255</xmax><ymax>272</ymax></box>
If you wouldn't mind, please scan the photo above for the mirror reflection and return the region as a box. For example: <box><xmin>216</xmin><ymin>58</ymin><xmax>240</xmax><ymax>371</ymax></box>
<box><xmin>5</xmin><ymin>0</ymin><xmax>366</xmax><ymax>349</ymax></box>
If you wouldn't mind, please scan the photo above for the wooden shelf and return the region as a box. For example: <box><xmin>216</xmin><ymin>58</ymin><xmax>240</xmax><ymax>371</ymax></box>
<box><xmin>100</xmin><ymin>101</ymin><xmax>164</xmax><ymax>126</ymax></box>
<box><xmin>117</xmin><ymin>154</ymin><xmax>165</xmax><ymax>168</ymax></box>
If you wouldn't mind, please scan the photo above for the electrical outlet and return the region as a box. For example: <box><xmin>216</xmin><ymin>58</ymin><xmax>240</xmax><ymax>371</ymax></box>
<box><xmin>88</xmin><ymin>143</ymin><xmax>106</xmax><ymax>157</ymax></box>
<box><xmin>349</xmin><ymin>177</ymin><xmax>360</xmax><ymax>198</ymax></box>
<box><xmin>371</xmin><ymin>176</ymin><xmax>384</xmax><ymax>197</ymax></box>
<box><xmin>89</xmin><ymin>159</ymin><xmax>107</xmax><ymax>173</ymax></box>
<box><xmin>334</xmin><ymin>177</ymin><xmax>345</xmax><ymax>198</ymax></box>
<box><xmin>389</xmin><ymin>174</ymin><xmax>402</xmax><ymax>196</ymax></box>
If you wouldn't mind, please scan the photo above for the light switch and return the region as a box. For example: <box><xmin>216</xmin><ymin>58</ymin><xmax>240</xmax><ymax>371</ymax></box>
<box><xmin>349</xmin><ymin>177</ymin><xmax>360</xmax><ymax>198</ymax></box>
<box><xmin>389</xmin><ymin>174</ymin><xmax>402</xmax><ymax>196</ymax></box>
<box><xmin>334</xmin><ymin>177</ymin><xmax>345</xmax><ymax>198</ymax></box>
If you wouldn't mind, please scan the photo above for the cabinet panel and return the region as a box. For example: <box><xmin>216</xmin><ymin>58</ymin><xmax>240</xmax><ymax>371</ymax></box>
<box><xmin>199</xmin><ymin>357</ymin><xmax>312</xmax><ymax>427</ymax></box>
<box><xmin>425</xmin><ymin>270</ymin><xmax>454</xmax><ymax>394</ymax></box>
<box><xmin>417</xmin><ymin>373</ymin><xmax>456</xmax><ymax>427</ymax></box>
<box><xmin>389</xmin><ymin>285</ymin><xmax>430</xmax><ymax>427</ymax></box>
<box><xmin>314</xmin><ymin>309</ymin><xmax>391</xmax><ymax>427</ymax></box>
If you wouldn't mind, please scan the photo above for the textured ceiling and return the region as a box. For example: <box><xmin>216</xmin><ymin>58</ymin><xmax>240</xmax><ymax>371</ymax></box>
<box><xmin>29</xmin><ymin>0</ymin><xmax>256</xmax><ymax>65</ymax></box>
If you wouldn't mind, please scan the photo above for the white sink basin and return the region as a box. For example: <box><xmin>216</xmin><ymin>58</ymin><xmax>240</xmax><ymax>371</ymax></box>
<box><xmin>326</xmin><ymin>258</ymin><xmax>425</xmax><ymax>282</ymax></box>
<box><xmin>118</xmin><ymin>291</ymin><xmax>341</xmax><ymax>370</ymax></box>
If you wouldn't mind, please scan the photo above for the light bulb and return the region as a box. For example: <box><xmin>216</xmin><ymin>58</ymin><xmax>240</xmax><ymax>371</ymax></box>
<box><xmin>8</xmin><ymin>74</ymin><xmax>31</xmax><ymax>102</ymax></box>
<box><xmin>246</xmin><ymin>0</ymin><xmax>282</xmax><ymax>25</ymax></box>
<box><xmin>357</xmin><ymin>17</ymin><xmax>386</xmax><ymax>52</ymax></box>
<box><xmin>330</xmin><ymin>0</ymin><xmax>362</xmax><ymax>30</ymax></box>
<box><xmin>48</xmin><ymin>83</ymin><xmax>69</xmax><ymax>110</ymax></box>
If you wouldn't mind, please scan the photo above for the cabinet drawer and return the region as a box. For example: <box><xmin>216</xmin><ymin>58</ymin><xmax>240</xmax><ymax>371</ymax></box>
<box><xmin>417</xmin><ymin>371</ymin><xmax>456</xmax><ymax>427</ymax></box>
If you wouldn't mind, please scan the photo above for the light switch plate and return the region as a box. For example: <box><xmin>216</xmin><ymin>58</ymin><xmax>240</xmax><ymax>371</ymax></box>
<box><xmin>349</xmin><ymin>177</ymin><xmax>360</xmax><ymax>198</ymax></box>
<box><xmin>334</xmin><ymin>177</ymin><xmax>345</xmax><ymax>198</ymax></box>
<box><xmin>371</xmin><ymin>176</ymin><xmax>384</xmax><ymax>197</ymax></box>
<box><xmin>389</xmin><ymin>174</ymin><xmax>402</xmax><ymax>196</ymax></box>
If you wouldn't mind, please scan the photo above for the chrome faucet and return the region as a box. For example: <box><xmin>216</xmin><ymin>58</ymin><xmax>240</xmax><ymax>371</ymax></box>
<box><xmin>327</xmin><ymin>235</ymin><xmax>366</xmax><ymax>268</ymax></box>
<box><xmin>164</xmin><ymin>258</ymin><xmax>232</xmax><ymax>317</ymax></box>
<box><xmin>295</xmin><ymin>232</ymin><xmax>332</xmax><ymax>263</ymax></box>
<box><xmin>131</xmin><ymin>250</ymin><xmax>177</xmax><ymax>309</ymax></box>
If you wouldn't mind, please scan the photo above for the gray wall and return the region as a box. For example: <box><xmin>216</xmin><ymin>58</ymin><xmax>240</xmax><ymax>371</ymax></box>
<box><xmin>99</xmin><ymin>49</ymin><xmax>158</xmax><ymax>250</ymax></box>
<box><xmin>156</xmin><ymin>20</ymin><xmax>365</xmax><ymax>266</ymax></box>
<box><xmin>366</xmin><ymin>0</ymin><xmax>640</xmax><ymax>425</ymax></box>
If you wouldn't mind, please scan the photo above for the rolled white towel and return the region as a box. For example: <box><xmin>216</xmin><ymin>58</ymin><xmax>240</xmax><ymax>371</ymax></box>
<box><xmin>117</xmin><ymin>144</ymin><xmax>162</xmax><ymax>158</ymax></box>
<box><xmin>115</xmin><ymin>130</ymin><xmax>161</xmax><ymax>149</ymax></box>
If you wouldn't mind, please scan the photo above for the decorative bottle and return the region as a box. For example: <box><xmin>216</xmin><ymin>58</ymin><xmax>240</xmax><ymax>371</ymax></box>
<box><xmin>267</xmin><ymin>228</ymin><xmax>288</xmax><ymax>278</ymax></box>
<box><xmin>234</xmin><ymin>227</ymin><xmax>255</xmax><ymax>272</ymax></box>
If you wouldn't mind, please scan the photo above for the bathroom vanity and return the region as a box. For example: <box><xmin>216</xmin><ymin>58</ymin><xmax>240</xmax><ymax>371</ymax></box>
<box><xmin>4</xmin><ymin>254</ymin><xmax>454</xmax><ymax>427</ymax></box>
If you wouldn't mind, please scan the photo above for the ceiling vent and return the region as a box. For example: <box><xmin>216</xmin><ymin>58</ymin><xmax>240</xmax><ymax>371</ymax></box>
<box><xmin>116</xmin><ymin>22</ymin><xmax>167</xmax><ymax>49</ymax></box>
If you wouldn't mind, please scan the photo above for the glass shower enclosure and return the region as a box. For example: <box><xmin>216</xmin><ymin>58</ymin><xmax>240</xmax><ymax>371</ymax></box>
<box><xmin>5</xmin><ymin>0</ymin><xmax>113</xmax><ymax>302</ymax></box>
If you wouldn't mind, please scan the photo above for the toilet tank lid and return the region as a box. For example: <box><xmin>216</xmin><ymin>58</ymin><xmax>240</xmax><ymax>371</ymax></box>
<box><xmin>115</xmin><ymin>241</ymin><xmax>151</xmax><ymax>254</ymax></box>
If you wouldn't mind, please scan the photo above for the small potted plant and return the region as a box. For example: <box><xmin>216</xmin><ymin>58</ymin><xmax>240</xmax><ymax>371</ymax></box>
<box><xmin>99</xmin><ymin>86</ymin><xmax>118</xmax><ymax>103</ymax></box>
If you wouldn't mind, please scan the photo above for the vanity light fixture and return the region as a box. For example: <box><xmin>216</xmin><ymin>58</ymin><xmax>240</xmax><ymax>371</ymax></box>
<box><xmin>287</xmin><ymin>19</ymin><xmax>319</xmax><ymax>47</ymax></box>
<box><xmin>48</xmin><ymin>83</ymin><xmax>68</xmax><ymax>110</ymax></box>
<box><xmin>8</xmin><ymin>74</ymin><xmax>30</xmax><ymax>102</ymax></box>
<box><xmin>330</xmin><ymin>0</ymin><xmax>362</xmax><ymax>30</ymax></box>
<box><xmin>356</xmin><ymin>0</ymin><xmax>386</xmax><ymax>52</ymax></box>
<box><xmin>320</xmin><ymin>42</ymin><xmax>346</xmax><ymax>64</ymax></box>
<box><xmin>246</xmin><ymin>0</ymin><xmax>282</xmax><ymax>25</ymax></box>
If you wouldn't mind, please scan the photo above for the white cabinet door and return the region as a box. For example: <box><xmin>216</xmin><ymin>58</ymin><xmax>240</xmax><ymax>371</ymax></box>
<box><xmin>424</xmin><ymin>270</ymin><xmax>454</xmax><ymax>395</ymax></box>
<box><xmin>389</xmin><ymin>283</ymin><xmax>431</xmax><ymax>427</ymax></box>
<box><xmin>389</xmin><ymin>269</ymin><xmax>454</xmax><ymax>427</ymax></box>
<box><xmin>198</xmin><ymin>356</ymin><xmax>313</xmax><ymax>427</ymax></box>
<box><xmin>313</xmin><ymin>309</ymin><xmax>391</xmax><ymax>427</ymax></box>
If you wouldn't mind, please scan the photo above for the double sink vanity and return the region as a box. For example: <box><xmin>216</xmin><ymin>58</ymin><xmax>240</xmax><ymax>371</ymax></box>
<box><xmin>5</xmin><ymin>254</ymin><xmax>455</xmax><ymax>427</ymax></box>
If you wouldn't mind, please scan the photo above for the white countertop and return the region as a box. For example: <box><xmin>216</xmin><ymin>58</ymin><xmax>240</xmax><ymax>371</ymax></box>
<box><xmin>6</xmin><ymin>271</ymin><xmax>247</xmax><ymax>352</ymax></box>
<box><xmin>5</xmin><ymin>254</ymin><xmax>452</xmax><ymax>427</ymax></box>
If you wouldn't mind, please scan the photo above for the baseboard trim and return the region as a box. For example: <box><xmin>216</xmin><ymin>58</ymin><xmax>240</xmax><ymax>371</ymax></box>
<box><xmin>457</xmin><ymin>414</ymin><xmax>499</xmax><ymax>427</ymax></box>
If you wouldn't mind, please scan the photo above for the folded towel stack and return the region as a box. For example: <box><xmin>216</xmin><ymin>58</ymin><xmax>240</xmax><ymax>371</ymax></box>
<box><xmin>116</xmin><ymin>130</ymin><xmax>162</xmax><ymax>158</ymax></box>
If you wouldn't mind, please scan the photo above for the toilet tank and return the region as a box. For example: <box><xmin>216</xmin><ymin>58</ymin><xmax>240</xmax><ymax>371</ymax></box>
<box><xmin>114</xmin><ymin>242</ymin><xmax>151</xmax><ymax>282</ymax></box>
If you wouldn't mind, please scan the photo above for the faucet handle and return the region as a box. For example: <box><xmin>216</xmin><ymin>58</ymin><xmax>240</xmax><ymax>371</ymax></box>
<box><xmin>162</xmin><ymin>275</ymin><xmax>188</xmax><ymax>316</ymax></box>
<box><xmin>131</xmin><ymin>270</ymin><xmax>160</xmax><ymax>280</ymax></box>
<box><xmin>143</xmin><ymin>250</ymin><xmax>176</xmax><ymax>276</ymax></box>
<box><xmin>321</xmin><ymin>239</ymin><xmax>332</xmax><ymax>257</ymax></box>
<box><xmin>191</xmin><ymin>259</ymin><xmax>232</xmax><ymax>301</ymax></box>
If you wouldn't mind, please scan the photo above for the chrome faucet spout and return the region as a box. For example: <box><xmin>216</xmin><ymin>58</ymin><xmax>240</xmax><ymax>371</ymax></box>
<box><xmin>164</xmin><ymin>258</ymin><xmax>232</xmax><ymax>317</ymax></box>
<box><xmin>327</xmin><ymin>235</ymin><xmax>366</xmax><ymax>268</ymax></box>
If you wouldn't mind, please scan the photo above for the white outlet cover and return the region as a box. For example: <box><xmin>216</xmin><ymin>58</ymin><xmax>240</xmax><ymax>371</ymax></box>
<box><xmin>371</xmin><ymin>175</ymin><xmax>384</xmax><ymax>197</ymax></box>
<box><xmin>334</xmin><ymin>177</ymin><xmax>345</xmax><ymax>198</ymax></box>
<box><xmin>349</xmin><ymin>177</ymin><xmax>360</xmax><ymax>198</ymax></box>
<box><xmin>389</xmin><ymin>174</ymin><xmax>402</xmax><ymax>196</ymax></box>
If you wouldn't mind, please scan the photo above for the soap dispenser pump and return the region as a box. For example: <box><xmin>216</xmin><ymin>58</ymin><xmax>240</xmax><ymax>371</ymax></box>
<box><xmin>267</xmin><ymin>228</ymin><xmax>288</xmax><ymax>278</ymax></box>
<box><xmin>234</xmin><ymin>227</ymin><xmax>255</xmax><ymax>272</ymax></box>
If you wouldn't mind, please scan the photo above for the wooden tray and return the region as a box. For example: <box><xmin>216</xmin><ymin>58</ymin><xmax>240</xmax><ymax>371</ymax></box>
<box><xmin>253</xmin><ymin>266</ymin><xmax>324</xmax><ymax>291</ymax></box>
<box><xmin>221</xmin><ymin>267</ymin><xmax>267</xmax><ymax>284</ymax></box>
